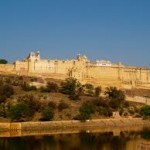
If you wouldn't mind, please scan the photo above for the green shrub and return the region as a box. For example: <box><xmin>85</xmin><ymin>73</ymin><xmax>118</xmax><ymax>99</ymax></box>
<box><xmin>77</xmin><ymin>102</ymin><xmax>95</xmax><ymax>121</ymax></box>
<box><xmin>8</xmin><ymin>102</ymin><xmax>29</xmax><ymax>121</ymax></box>
<box><xmin>80</xmin><ymin>102</ymin><xmax>95</xmax><ymax>114</ymax></box>
<box><xmin>105</xmin><ymin>87</ymin><xmax>125</xmax><ymax>100</ymax></box>
<box><xmin>60</xmin><ymin>77</ymin><xmax>81</xmax><ymax>95</ymax></box>
<box><xmin>17</xmin><ymin>94</ymin><xmax>41</xmax><ymax>116</ymax></box>
<box><xmin>104</xmin><ymin>87</ymin><xmax>125</xmax><ymax>110</ymax></box>
<box><xmin>77</xmin><ymin>112</ymin><xmax>91</xmax><ymax>121</ymax></box>
<box><xmin>60</xmin><ymin>78</ymin><xmax>82</xmax><ymax>100</ymax></box>
<box><xmin>41</xmin><ymin>107</ymin><xmax>54</xmax><ymax>121</ymax></box>
<box><xmin>140</xmin><ymin>105</ymin><xmax>150</xmax><ymax>118</ymax></box>
<box><xmin>58</xmin><ymin>101</ymin><xmax>69</xmax><ymax>111</ymax></box>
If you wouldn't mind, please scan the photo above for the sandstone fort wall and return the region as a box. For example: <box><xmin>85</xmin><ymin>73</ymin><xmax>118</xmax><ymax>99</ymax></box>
<box><xmin>0</xmin><ymin>51</ymin><xmax>150</xmax><ymax>89</ymax></box>
<box><xmin>0</xmin><ymin>64</ymin><xmax>14</xmax><ymax>73</ymax></box>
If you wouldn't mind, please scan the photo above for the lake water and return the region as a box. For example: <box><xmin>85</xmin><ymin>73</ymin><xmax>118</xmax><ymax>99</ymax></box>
<box><xmin>0</xmin><ymin>128</ymin><xmax>149</xmax><ymax>150</ymax></box>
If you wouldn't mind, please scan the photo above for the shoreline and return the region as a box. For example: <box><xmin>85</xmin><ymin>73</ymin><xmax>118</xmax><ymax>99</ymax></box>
<box><xmin>0</xmin><ymin>118</ymin><xmax>149</xmax><ymax>137</ymax></box>
<box><xmin>0</xmin><ymin>118</ymin><xmax>149</xmax><ymax>133</ymax></box>
<box><xmin>0</xmin><ymin>124</ymin><xmax>149</xmax><ymax>138</ymax></box>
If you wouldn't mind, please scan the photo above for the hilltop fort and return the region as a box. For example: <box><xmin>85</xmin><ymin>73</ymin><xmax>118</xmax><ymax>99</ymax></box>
<box><xmin>0</xmin><ymin>51</ymin><xmax>150</xmax><ymax>89</ymax></box>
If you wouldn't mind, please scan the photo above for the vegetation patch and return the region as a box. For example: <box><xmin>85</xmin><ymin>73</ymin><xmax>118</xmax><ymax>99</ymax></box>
<box><xmin>0</xmin><ymin>75</ymin><xmax>148</xmax><ymax>122</ymax></box>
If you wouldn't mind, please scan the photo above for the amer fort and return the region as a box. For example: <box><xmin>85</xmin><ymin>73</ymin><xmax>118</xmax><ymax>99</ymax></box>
<box><xmin>0</xmin><ymin>51</ymin><xmax>150</xmax><ymax>89</ymax></box>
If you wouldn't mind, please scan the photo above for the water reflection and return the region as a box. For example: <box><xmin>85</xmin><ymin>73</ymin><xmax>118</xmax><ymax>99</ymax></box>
<box><xmin>0</xmin><ymin>128</ymin><xmax>149</xmax><ymax>150</ymax></box>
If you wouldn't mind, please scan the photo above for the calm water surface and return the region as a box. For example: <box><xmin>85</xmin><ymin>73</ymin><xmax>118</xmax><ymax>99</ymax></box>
<box><xmin>0</xmin><ymin>128</ymin><xmax>149</xmax><ymax>150</ymax></box>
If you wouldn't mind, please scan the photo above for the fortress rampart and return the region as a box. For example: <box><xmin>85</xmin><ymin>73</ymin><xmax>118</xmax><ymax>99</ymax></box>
<box><xmin>0</xmin><ymin>64</ymin><xmax>15</xmax><ymax>74</ymax></box>
<box><xmin>1</xmin><ymin>51</ymin><xmax>150</xmax><ymax>89</ymax></box>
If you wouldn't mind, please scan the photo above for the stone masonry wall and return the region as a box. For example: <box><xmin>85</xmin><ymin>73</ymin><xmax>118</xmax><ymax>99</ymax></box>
<box><xmin>0</xmin><ymin>52</ymin><xmax>150</xmax><ymax>89</ymax></box>
<box><xmin>0</xmin><ymin>64</ymin><xmax>14</xmax><ymax>73</ymax></box>
<box><xmin>0</xmin><ymin>118</ymin><xmax>148</xmax><ymax>132</ymax></box>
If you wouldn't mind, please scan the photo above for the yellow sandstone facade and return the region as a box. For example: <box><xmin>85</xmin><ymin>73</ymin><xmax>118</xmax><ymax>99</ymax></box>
<box><xmin>0</xmin><ymin>51</ymin><xmax>150</xmax><ymax>89</ymax></box>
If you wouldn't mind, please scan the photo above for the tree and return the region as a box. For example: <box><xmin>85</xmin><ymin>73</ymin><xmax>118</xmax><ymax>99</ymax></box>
<box><xmin>105</xmin><ymin>87</ymin><xmax>125</xmax><ymax>100</ymax></box>
<box><xmin>105</xmin><ymin>87</ymin><xmax>125</xmax><ymax>110</ymax></box>
<box><xmin>60</xmin><ymin>78</ymin><xmax>81</xmax><ymax>100</ymax></box>
<box><xmin>61</xmin><ymin>78</ymin><xmax>81</xmax><ymax>94</ymax></box>
<box><xmin>0</xmin><ymin>59</ymin><xmax>8</xmax><ymax>64</ymax></box>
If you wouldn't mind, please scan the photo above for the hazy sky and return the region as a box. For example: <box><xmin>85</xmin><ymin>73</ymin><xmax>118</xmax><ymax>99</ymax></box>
<box><xmin>0</xmin><ymin>0</ymin><xmax>150</xmax><ymax>67</ymax></box>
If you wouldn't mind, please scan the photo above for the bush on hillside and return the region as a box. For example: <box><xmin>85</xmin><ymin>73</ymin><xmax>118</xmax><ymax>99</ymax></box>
<box><xmin>95</xmin><ymin>86</ymin><xmax>102</xmax><ymax>97</ymax></box>
<box><xmin>105</xmin><ymin>87</ymin><xmax>125</xmax><ymax>101</ymax></box>
<box><xmin>41</xmin><ymin>107</ymin><xmax>54</xmax><ymax>121</ymax></box>
<box><xmin>69</xmin><ymin>93</ymin><xmax>80</xmax><ymax>100</ymax></box>
<box><xmin>0</xmin><ymin>84</ymin><xmax>14</xmax><ymax>103</ymax></box>
<box><xmin>98</xmin><ymin>107</ymin><xmax>112</xmax><ymax>117</ymax></box>
<box><xmin>58</xmin><ymin>101</ymin><xmax>69</xmax><ymax>111</ymax></box>
<box><xmin>41</xmin><ymin>82</ymin><xmax>59</xmax><ymax>92</ymax></box>
<box><xmin>8</xmin><ymin>102</ymin><xmax>29</xmax><ymax>121</ymax></box>
<box><xmin>93</xmin><ymin>97</ymin><xmax>108</xmax><ymax>108</ymax></box>
<box><xmin>77</xmin><ymin>102</ymin><xmax>95</xmax><ymax>121</ymax></box>
<box><xmin>17</xmin><ymin>94</ymin><xmax>41</xmax><ymax>116</ymax></box>
<box><xmin>60</xmin><ymin>77</ymin><xmax>81</xmax><ymax>94</ymax></box>
<box><xmin>46</xmin><ymin>82</ymin><xmax>59</xmax><ymax>92</ymax></box>
<box><xmin>140</xmin><ymin>105</ymin><xmax>150</xmax><ymax>118</ymax></box>
<box><xmin>60</xmin><ymin>77</ymin><xmax>82</xmax><ymax>100</ymax></box>
<box><xmin>83</xmin><ymin>83</ymin><xmax>94</xmax><ymax>96</ymax></box>
<box><xmin>105</xmin><ymin>87</ymin><xmax>125</xmax><ymax>110</ymax></box>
